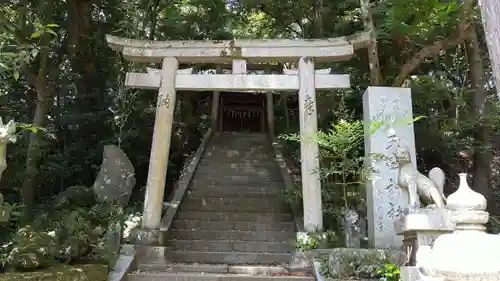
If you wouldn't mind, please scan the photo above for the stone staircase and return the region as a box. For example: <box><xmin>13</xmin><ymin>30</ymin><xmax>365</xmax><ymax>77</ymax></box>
<box><xmin>131</xmin><ymin>132</ymin><xmax>314</xmax><ymax>281</ymax></box>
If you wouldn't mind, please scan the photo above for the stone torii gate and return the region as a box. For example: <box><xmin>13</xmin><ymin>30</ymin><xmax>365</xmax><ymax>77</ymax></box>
<box><xmin>106</xmin><ymin>33</ymin><xmax>371</xmax><ymax>236</ymax></box>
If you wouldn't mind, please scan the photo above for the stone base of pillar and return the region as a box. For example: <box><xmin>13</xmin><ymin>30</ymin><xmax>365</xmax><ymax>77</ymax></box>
<box><xmin>128</xmin><ymin>228</ymin><xmax>162</xmax><ymax>246</ymax></box>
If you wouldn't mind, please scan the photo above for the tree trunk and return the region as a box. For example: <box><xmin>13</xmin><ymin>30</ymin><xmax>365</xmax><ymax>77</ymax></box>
<box><xmin>360</xmin><ymin>0</ymin><xmax>382</xmax><ymax>85</ymax></box>
<box><xmin>313</xmin><ymin>0</ymin><xmax>323</xmax><ymax>38</ymax></box>
<box><xmin>21</xmin><ymin>32</ymin><xmax>53</xmax><ymax>221</ymax></box>
<box><xmin>478</xmin><ymin>0</ymin><xmax>500</xmax><ymax>100</ymax></box>
<box><xmin>465</xmin><ymin>22</ymin><xmax>493</xmax><ymax>208</ymax></box>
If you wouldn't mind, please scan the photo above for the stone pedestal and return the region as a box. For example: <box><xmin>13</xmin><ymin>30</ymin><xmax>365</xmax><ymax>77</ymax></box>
<box><xmin>415</xmin><ymin>173</ymin><xmax>500</xmax><ymax>281</ymax></box>
<box><xmin>394</xmin><ymin>208</ymin><xmax>454</xmax><ymax>267</ymax></box>
<box><xmin>363</xmin><ymin>86</ymin><xmax>416</xmax><ymax>248</ymax></box>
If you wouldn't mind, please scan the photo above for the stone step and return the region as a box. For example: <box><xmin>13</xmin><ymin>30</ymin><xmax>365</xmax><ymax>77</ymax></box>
<box><xmin>182</xmin><ymin>197</ymin><xmax>287</xmax><ymax>209</ymax></box>
<box><xmin>206</xmin><ymin>147</ymin><xmax>269</xmax><ymax>153</ymax></box>
<box><xmin>197</xmin><ymin>163</ymin><xmax>280</xmax><ymax>171</ymax></box>
<box><xmin>169</xmin><ymin>250</ymin><xmax>293</xmax><ymax>265</ymax></box>
<box><xmin>175</xmin><ymin>212</ymin><xmax>293</xmax><ymax>222</ymax></box>
<box><xmin>194</xmin><ymin>169</ymin><xmax>281</xmax><ymax>179</ymax></box>
<box><xmin>205</xmin><ymin>144</ymin><xmax>269</xmax><ymax>150</ymax></box>
<box><xmin>191</xmin><ymin>178</ymin><xmax>285</xmax><ymax>189</ymax></box>
<box><xmin>127</xmin><ymin>273</ymin><xmax>313</xmax><ymax>281</ymax></box>
<box><xmin>134</xmin><ymin>245</ymin><xmax>169</xmax><ymax>264</ymax></box>
<box><xmin>187</xmin><ymin>189</ymin><xmax>282</xmax><ymax>198</ymax></box>
<box><xmin>172</xmin><ymin>219</ymin><xmax>295</xmax><ymax>232</ymax></box>
<box><xmin>192</xmin><ymin>174</ymin><xmax>282</xmax><ymax>182</ymax></box>
<box><xmin>204</xmin><ymin>150</ymin><xmax>271</xmax><ymax>157</ymax></box>
<box><xmin>136</xmin><ymin>263</ymin><xmax>290</xmax><ymax>275</ymax></box>
<box><xmin>167</xmin><ymin>229</ymin><xmax>295</xmax><ymax>242</ymax></box>
<box><xmin>168</xmin><ymin>240</ymin><xmax>295</xmax><ymax>253</ymax></box>
<box><xmin>190</xmin><ymin>178</ymin><xmax>284</xmax><ymax>187</ymax></box>
<box><xmin>180</xmin><ymin>201</ymin><xmax>289</xmax><ymax>213</ymax></box>
<box><xmin>199</xmin><ymin>159</ymin><xmax>276</xmax><ymax>166</ymax></box>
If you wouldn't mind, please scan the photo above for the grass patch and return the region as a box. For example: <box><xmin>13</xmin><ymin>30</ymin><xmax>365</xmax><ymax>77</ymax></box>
<box><xmin>0</xmin><ymin>264</ymin><xmax>108</xmax><ymax>281</ymax></box>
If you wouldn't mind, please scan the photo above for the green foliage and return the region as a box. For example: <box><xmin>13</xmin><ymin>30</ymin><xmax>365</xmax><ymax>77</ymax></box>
<box><xmin>1</xmin><ymin>202</ymin><xmax>122</xmax><ymax>271</ymax></box>
<box><xmin>280</xmin><ymin>114</ymin><xmax>369</xmax><ymax>224</ymax></box>
<box><xmin>376</xmin><ymin>263</ymin><xmax>400</xmax><ymax>281</ymax></box>
<box><xmin>319</xmin><ymin>260</ymin><xmax>333</xmax><ymax>279</ymax></box>
<box><xmin>295</xmin><ymin>231</ymin><xmax>339</xmax><ymax>251</ymax></box>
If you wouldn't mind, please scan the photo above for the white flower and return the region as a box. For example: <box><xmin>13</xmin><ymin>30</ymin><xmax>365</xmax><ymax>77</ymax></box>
<box><xmin>47</xmin><ymin>231</ymin><xmax>56</xmax><ymax>237</ymax></box>
<box><xmin>123</xmin><ymin>212</ymin><xmax>142</xmax><ymax>239</ymax></box>
<box><xmin>296</xmin><ymin>232</ymin><xmax>312</xmax><ymax>244</ymax></box>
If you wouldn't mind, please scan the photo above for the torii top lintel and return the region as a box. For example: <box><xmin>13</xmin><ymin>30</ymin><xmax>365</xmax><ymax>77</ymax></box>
<box><xmin>106</xmin><ymin>32</ymin><xmax>370</xmax><ymax>64</ymax></box>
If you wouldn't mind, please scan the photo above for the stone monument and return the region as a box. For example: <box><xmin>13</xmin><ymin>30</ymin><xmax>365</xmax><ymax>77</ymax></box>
<box><xmin>401</xmin><ymin>173</ymin><xmax>500</xmax><ymax>281</ymax></box>
<box><xmin>363</xmin><ymin>86</ymin><xmax>416</xmax><ymax>249</ymax></box>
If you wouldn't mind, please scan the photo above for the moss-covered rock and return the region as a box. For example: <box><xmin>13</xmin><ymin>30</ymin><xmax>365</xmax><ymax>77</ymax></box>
<box><xmin>0</xmin><ymin>265</ymin><xmax>108</xmax><ymax>281</ymax></box>
<box><xmin>328</xmin><ymin>248</ymin><xmax>401</xmax><ymax>278</ymax></box>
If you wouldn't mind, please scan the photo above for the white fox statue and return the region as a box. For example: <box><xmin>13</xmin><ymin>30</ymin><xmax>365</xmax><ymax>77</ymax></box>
<box><xmin>395</xmin><ymin>144</ymin><xmax>447</xmax><ymax>209</ymax></box>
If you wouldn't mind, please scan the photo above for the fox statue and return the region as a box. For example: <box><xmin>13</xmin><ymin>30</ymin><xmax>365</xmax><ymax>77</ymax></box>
<box><xmin>395</xmin><ymin>144</ymin><xmax>447</xmax><ymax>209</ymax></box>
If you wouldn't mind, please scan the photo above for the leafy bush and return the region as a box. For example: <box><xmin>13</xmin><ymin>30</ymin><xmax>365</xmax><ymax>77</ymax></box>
<box><xmin>376</xmin><ymin>263</ymin><xmax>400</xmax><ymax>281</ymax></box>
<box><xmin>280</xmin><ymin>118</ymin><xmax>368</xmax><ymax>227</ymax></box>
<box><xmin>0</xmin><ymin>201</ymin><xmax>124</xmax><ymax>271</ymax></box>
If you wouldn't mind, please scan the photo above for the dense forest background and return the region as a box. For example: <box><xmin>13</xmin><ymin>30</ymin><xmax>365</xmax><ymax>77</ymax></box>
<box><xmin>1</xmin><ymin>0</ymin><xmax>500</xmax><ymax>271</ymax></box>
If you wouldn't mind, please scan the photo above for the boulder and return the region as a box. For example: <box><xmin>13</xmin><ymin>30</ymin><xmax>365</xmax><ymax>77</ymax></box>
<box><xmin>328</xmin><ymin>248</ymin><xmax>401</xmax><ymax>278</ymax></box>
<box><xmin>92</xmin><ymin>145</ymin><xmax>136</xmax><ymax>207</ymax></box>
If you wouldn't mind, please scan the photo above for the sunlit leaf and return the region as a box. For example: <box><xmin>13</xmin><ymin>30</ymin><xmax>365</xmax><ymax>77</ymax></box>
<box><xmin>30</xmin><ymin>31</ymin><xmax>42</xmax><ymax>39</ymax></box>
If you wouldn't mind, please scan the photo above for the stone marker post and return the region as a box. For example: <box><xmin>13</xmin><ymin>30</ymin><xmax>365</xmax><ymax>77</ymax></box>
<box><xmin>363</xmin><ymin>86</ymin><xmax>415</xmax><ymax>249</ymax></box>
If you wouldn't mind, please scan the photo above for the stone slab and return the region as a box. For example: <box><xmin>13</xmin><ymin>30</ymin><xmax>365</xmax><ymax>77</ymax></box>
<box><xmin>137</xmin><ymin>264</ymin><xmax>291</xmax><ymax>275</ymax></box>
<box><xmin>394</xmin><ymin>209</ymin><xmax>454</xmax><ymax>234</ymax></box>
<box><xmin>172</xmin><ymin>220</ymin><xmax>295</xmax><ymax>232</ymax></box>
<box><xmin>169</xmin><ymin>251</ymin><xmax>293</xmax><ymax>265</ymax></box>
<box><xmin>194</xmin><ymin>171</ymin><xmax>282</xmax><ymax>181</ymax></box>
<box><xmin>174</xmin><ymin>212</ymin><xmax>293</xmax><ymax>222</ymax></box>
<box><xmin>134</xmin><ymin>245</ymin><xmax>169</xmax><ymax>263</ymax></box>
<box><xmin>189</xmin><ymin>178</ymin><xmax>283</xmax><ymax>186</ymax></box>
<box><xmin>178</xmin><ymin>196</ymin><xmax>287</xmax><ymax>211</ymax></box>
<box><xmin>167</xmin><ymin>229</ymin><xmax>295</xmax><ymax>242</ymax></box>
<box><xmin>188</xmin><ymin>183</ymin><xmax>285</xmax><ymax>192</ymax></box>
<box><xmin>187</xmin><ymin>189</ymin><xmax>282</xmax><ymax>198</ymax></box>
<box><xmin>126</xmin><ymin>273</ymin><xmax>314</xmax><ymax>281</ymax></box>
<box><xmin>169</xmin><ymin>240</ymin><xmax>295</xmax><ymax>253</ymax></box>
<box><xmin>179</xmin><ymin>202</ymin><xmax>289</xmax><ymax>213</ymax></box>
<box><xmin>137</xmin><ymin>263</ymin><xmax>229</xmax><ymax>273</ymax></box>
<box><xmin>108</xmin><ymin>245</ymin><xmax>136</xmax><ymax>281</ymax></box>
<box><xmin>363</xmin><ymin>86</ymin><xmax>415</xmax><ymax>249</ymax></box>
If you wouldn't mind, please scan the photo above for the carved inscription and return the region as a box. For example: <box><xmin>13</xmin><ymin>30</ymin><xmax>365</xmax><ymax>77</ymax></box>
<box><xmin>158</xmin><ymin>93</ymin><xmax>172</xmax><ymax>108</ymax></box>
<box><xmin>304</xmin><ymin>95</ymin><xmax>315</xmax><ymax>115</ymax></box>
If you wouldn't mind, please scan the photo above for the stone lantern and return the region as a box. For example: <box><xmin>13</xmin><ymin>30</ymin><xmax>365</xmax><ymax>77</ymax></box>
<box><xmin>418</xmin><ymin>173</ymin><xmax>500</xmax><ymax>281</ymax></box>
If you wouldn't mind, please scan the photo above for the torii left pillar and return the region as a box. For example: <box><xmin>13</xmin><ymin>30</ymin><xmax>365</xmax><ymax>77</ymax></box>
<box><xmin>139</xmin><ymin>57</ymin><xmax>179</xmax><ymax>244</ymax></box>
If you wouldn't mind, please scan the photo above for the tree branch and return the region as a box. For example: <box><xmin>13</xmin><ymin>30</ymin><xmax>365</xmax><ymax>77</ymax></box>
<box><xmin>393</xmin><ymin>35</ymin><xmax>467</xmax><ymax>87</ymax></box>
<box><xmin>392</xmin><ymin>0</ymin><xmax>475</xmax><ymax>87</ymax></box>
